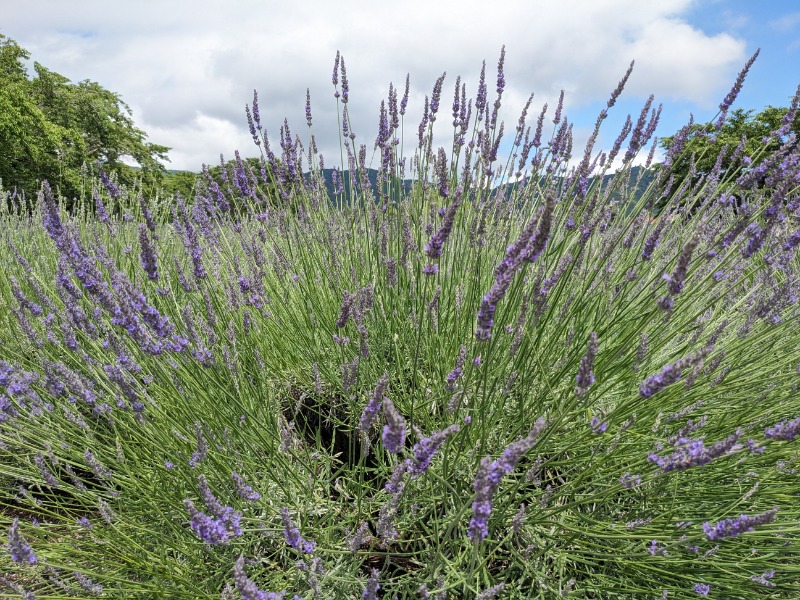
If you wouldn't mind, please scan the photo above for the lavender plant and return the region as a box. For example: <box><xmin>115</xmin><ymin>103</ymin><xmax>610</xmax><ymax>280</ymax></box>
<box><xmin>1</xmin><ymin>48</ymin><xmax>799</xmax><ymax>599</ymax></box>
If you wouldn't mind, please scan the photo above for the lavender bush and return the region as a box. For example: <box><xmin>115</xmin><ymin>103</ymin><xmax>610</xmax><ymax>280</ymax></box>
<box><xmin>1</xmin><ymin>49</ymin><xmax>800</xmax><ymax>599</ymax></box>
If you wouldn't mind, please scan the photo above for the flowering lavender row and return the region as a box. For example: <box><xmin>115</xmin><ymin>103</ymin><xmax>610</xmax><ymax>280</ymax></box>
<box><xmin>1</xmin><ymin>48</ymin><xmax>799</xmax><ymax>599</ymax></box>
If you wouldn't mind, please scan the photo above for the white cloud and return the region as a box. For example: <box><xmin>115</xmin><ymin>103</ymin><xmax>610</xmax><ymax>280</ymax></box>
<box><xmin>2</xmin><ymin>0</ymin><xmax>747</xmax><ymax>170</ymax></box>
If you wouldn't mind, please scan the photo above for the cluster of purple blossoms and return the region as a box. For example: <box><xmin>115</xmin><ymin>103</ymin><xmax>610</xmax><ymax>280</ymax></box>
<box><xmin>648</xmin><ymin>429</ymin><xmax>741</xmax><ymax>472</ymax></box>
<box><xmin>424</xmin><ymin>186</ymin><xmax>463</xmax><ymax>260</ymax></box>
<box><xmin>702</xmin><ymin>508</ymin><xmax>778</xmax><ymax>540</ymax></box>
<box><xmin>408</xmin><ymin>423</ymin><xmax>461</xmax><ymax>475</ymax></box>
<box><xmin>233</xmin><ymin>555</ymin><xmax>286</xmax><ymax>600</ymax></box>
<box><xmin>764</xmin><ymin>416</ymin><xmax>800</xmax><ymax>441</ymax></box>
<box><xmin>359</xmin><ymin>373</ymin><xmax>388</xmax><ymax>434</ymax></box>
<box><xmin>445</xmin><ymin>345</ymin><xmax>467</xmax><ymax>391</ymax></box>
<box><xmin>8</xmin><ymin>518</ymin><xmax>37</xmax><ymax>564</ymax></box>
<box><xmin>476</xmin><ymin>196</ymin><xmax>554</xmax><ymax>341</ymax></box>
<box><xmin>575</xmin><ymin>332</ymin><xmax>598</xmax><ymax>396</ymax></box>
<box><xmin>232</xmin><ymin>472</ymin><xmax>261</xmax><ymax>501</ymax></box>
<box><xmin>693</xmin><ymin>583</ymin><xmax>710</xmax><ymax>597</ymax></box>
<box><xmin>281</xmin><ymin>507</ymin><xmax>316</xmax><ymax>554</ymax></box>
<box><xmin>362</xmin><ymin>568</ymin><xmax>380</xmax><ymax>600</ymax></box>
<box><xmin>469</xmin><ymin>418</ymin><xmax>547</xmax><ymax>542</ymax></box>
<box><xmin>184</xmin><ymin>475</ymin><xmax>242</xmax><ymax>545</ymax></box>
<box><xmin>381</xmin><ymin>397</ymin><xmax>407</xmax><ymax>454</ymax></box>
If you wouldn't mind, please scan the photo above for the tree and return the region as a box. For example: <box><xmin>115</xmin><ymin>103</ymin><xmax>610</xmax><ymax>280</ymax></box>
<box><xmin>0</xmin><ymin>34</ymin><xmax>170</xmax><ymax>205</ymax></box>
<box><xmin>658</xmin><ymin>104</ymin><xmax>800</xmax><ymax>207</ymax></box>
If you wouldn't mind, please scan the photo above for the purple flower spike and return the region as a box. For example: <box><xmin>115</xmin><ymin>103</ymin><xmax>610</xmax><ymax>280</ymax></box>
<box><xmin>693</xmin><ymin>583</ymin><xmax>710</xmax><ymax>597</ymax></box>
<box><xmin>575</xmin><ymin>332</ymin><xmax>598</xmax><ymax>396</ymax></box>
<box><xmin>765</xmin><ymin>416</ymin><xmax>800</xmax><ymax>441</ymax></box>
<box><xmin>445</xmin><ymin>345</ymin><xmax>467</xmax><ymax>391</ymax></box>
<box><xmin>476</xmin><ymin>196</ymin><xmax>554</xmax><ymax>341</ymax></box>
<box><xmin>234</xmin><ymin>555</ymin><xmax>286</xmax><ymax>600</ymax></box>
<box><xmin>589</xmin><ymin>416</ymin><xmax>607</xmax><ymax>434</ymax></box>
<box><xmin>382</xmin><ymin>397</ymin><xmax>406</xmax><ymax>453</ymax></box>
<box><xmin>281</xmin><ymin>507</ymin><xmax>316</xmax><ymax>554</ymax></box>
<box><xmin>232</xmin><ymin>472</ymin><xmax>261</xmax><ymax>501</ymax></box>
<box><xmin>185</xmin><ymin>499</ymin><xmax>231</xmax><ymax>545</ymax></box>
<box><xmin>362</xmin><ymin>568</ymin><xmax>380</xmax><ymax>600</ymax></box>
<box><xmin>702</xmin><ymin>508</ymin><xmax>778</xmax><ymax>540</ymax></box>
<box><xmin>360</xmin><ymin>373</ymin><xmax>388</xmax><ymax>433</ymax></box>
<box><xmin>8</xmin><ymin>519</ymin><xmax>37</xmax><ymax>564</ymax></box>
<box><xmin>715</xmin><ymin>49</ymin><xmax>760</xmax><ymax>129</ymax></box>
<box><xmin>425</xmin><ymin>186</ymin><xmax>463</xmax><ymax>259</ymax></box>
<box><xmin>476</xmin><ymin>583</ymin><xmax>505</xmax><ymax>600</ymax></box>
<box><xmin>469</xmin><ymin>418</ymin><xmax>547</xmax><ymax>542</ymax></box>
<box><xmin>138</xmin><ymin>224</ymin><xmax>159</xmax><ymax>281</ymax></box>
<box><xmin>648</xmin><ymin>430</ymin><xmax>741</xmax><ymax>472</ymax></box>
<box><xmin>409</xmin><ymin>423</ymin><xmax>461</xmax><ymax>475</ymax></box>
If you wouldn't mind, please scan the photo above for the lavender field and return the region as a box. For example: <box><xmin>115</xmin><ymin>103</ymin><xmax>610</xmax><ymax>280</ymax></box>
<box><xmin>1</xmin><ymin>50</ymin><xmax>800</xmax><ymax>599</ymax></box>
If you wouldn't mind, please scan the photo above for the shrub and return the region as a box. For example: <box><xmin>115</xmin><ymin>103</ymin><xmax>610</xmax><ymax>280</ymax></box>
<box><xmin>1</xmin><ymin>48</ymin><xmax>799</xmax><ymax>599</ymax></box>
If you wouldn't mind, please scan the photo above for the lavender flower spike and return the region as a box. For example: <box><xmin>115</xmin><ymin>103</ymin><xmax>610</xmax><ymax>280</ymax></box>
<box><xmin>648</xmin><ymin>429</ymin><xmax>741</xmax><ymax>472</ymax></box>
<box><xmin>476</xmin><ymin>196</ymin><xmax>554</xmax><ymax>341</ymax></box>
<box><xmin>234</xmin><ymin>555</ymin><xmax>286</xmax><ymax>600</ymax></box>
<box><xmin>575</xmin><ymin>332</ymin><xmax>598</xmax><ymax>396</ymax></box>
<box><xmin>715</xmin><ymin>49</ymin><xmax>760</xmax><ymax>129</ymax></box>
<box><xmin>424</xmin><ymin>185</ymin><xmax>463</xmax><ymax>259</ymax></box>
<box><xmin>138</xmin><ymin>224</ymin><xmax>159</xmax><ymax>281</ymax></box>
<box><xmin>232</xmin><ymin>472</ymin><xmax>261</xmax><ymax>501</ymax></box>
<box><xmin>359</xmin><ymin>373</ymin><xmax>388</xmax><ymax>433</ymax></box>
<box><xmin>8</xmin><ymin>518</ymin><xmax>37</xmax><ymax>564</ymax></box>
<box><xmin>281</xmin><ymin>507</ymin><xmax>316</xmax><ymax>554</ymax></box>
<box><xmin>469</xmin><ymin>418</ymin><xmax>547</xmax><ymax>542</ymax></box>
<box><xmin>382</xmin><ymin>397</ymin><xmax>407</xmax><ymax>453</ymax></box>
<box><xmin>702</xmin><ymin>508</ymin><xmax>778</xmax><ymax>540</ymax></box>
<box><xmin>409</xmin><ymin>423</ymin><xmax>461</xmax><ymax>475</ymax></box>
<box><xmin>476</xmin><ymin>583</ymin><xmax>505</xmax><ymax>600</ymax></box>
<box><xmin>362</xmin><ymin>568</ymin><xmax>380</xmax><ymax>600</ymax></box>
<box><xmin>764</xmin><ymin>416</ymin><xmax>800</xmax><ymax>441</ymax></box>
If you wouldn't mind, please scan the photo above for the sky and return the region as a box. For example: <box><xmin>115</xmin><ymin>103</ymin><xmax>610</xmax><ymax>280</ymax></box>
<box><xmin>2</xmin><ymin>0</ymin><xmax>799</xmax><ymax>173</ymax></box>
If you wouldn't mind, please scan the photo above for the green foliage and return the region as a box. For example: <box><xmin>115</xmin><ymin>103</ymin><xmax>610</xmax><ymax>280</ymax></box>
<box><xmin>0</xmin><ymin>34</ymin><xmax>169</xmax><ymax>205</ymax></box>
<box><xmin>1</xmin><ymin>53</ymin><xmax>800</xmax><ymax>599</ymax></box>
<box><xmin>658</xmin><ymin>105</ymin><xmax>800</xmax><ymax>203</ymax></box>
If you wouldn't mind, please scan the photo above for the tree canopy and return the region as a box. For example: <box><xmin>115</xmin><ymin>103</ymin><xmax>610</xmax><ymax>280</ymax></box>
<box><xmin>0</xmin><ymin>34</ymin><xmax>170</xmax><ymax>204</ymax></box>
<box><xmin>658</xmin><ymin>104</ymin><xmax>800</xmax><ymax>204</ymax></box>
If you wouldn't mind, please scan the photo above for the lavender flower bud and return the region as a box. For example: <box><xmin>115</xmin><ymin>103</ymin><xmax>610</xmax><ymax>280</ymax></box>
<box><xmin>764</xmin><ymin>416</ymin><xmax>800</xmax><ymax>441</ymax></box>
<box><xmin>575</xmin><ymin>332</ymin><xmax>598</xmax><ymax>396</ymax></box>
<box><xmin>715</xmin><ymin>49</ymin><xmax>760</xmax><ymax>129</ymax></box>
<box><xmin>445</xmin><ymin>345</ymin><xmax>467</xmax><ymax>391</ymax></box>
<box><xmin>648</xmin><ymin>429</ymin><xmax>741</xmax><ymax>472</ymax></box>
<box><xmin>336</xmin><ymin>291</ymin><xmax>356</xmax><ymax>328</ymax></box>
<box><xmin>281</xmin><ymin>507</ymin><xmax>315</xmax><ymax>554</ymax></box>
<box><xmin>607</xmin><ymin>60</ymin><xmax>634</xmax><ymax>108</ymax></box>
<box><xmin>138</xmin><ymin>224</ymin><xmax>158</xmax><ymax>281</ymax></box>
<box><xmin>702</xmin><ymin>508</ymin><xmax>777</xmax><ymax>540</ymax></box>
<box><xmin>360</xmin><ymin>373</ymin><xmax>388</xmax><ymax>433</ymax></box>
<box><xmin>409</xmin><ymin>423</ymin><xmax>461</xmax><ymax>475</ymax></box>
<box><xmin>469</xmin><ymin>418</ymin><xmax>547</xmax><ymax>542</ymax></box>
<box><xmin>476</xmin><ymin>583</ymin><xmax>505</xmax><ymax>600</ymax></box>
<box><xmin>382</xmin><ymin>397</ymin><xmax>406</xmax><ymax>453</ymax></box>
<box><xmin>553</xmin><ymin>90</ymin><xmax>565</xmax><ymax>125</ymax></box>
<box><xmin>232</xmin><ymin>472</ymin><xmax>261</xmax><ymax>501</ymax></box>
<box><xmin>8</xmin><ymin>519</ymin><xmax>37</xmax><ymax>564</ymax></box>
<box><xmin>234</xmin><ymin>555</ymin><xmax>286</xmax><ymax>600</ymax></box>
<box><xmin>362</xmin><ymin>568</ymin><xmax>380</xmax><ymax>600</ymax></box>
